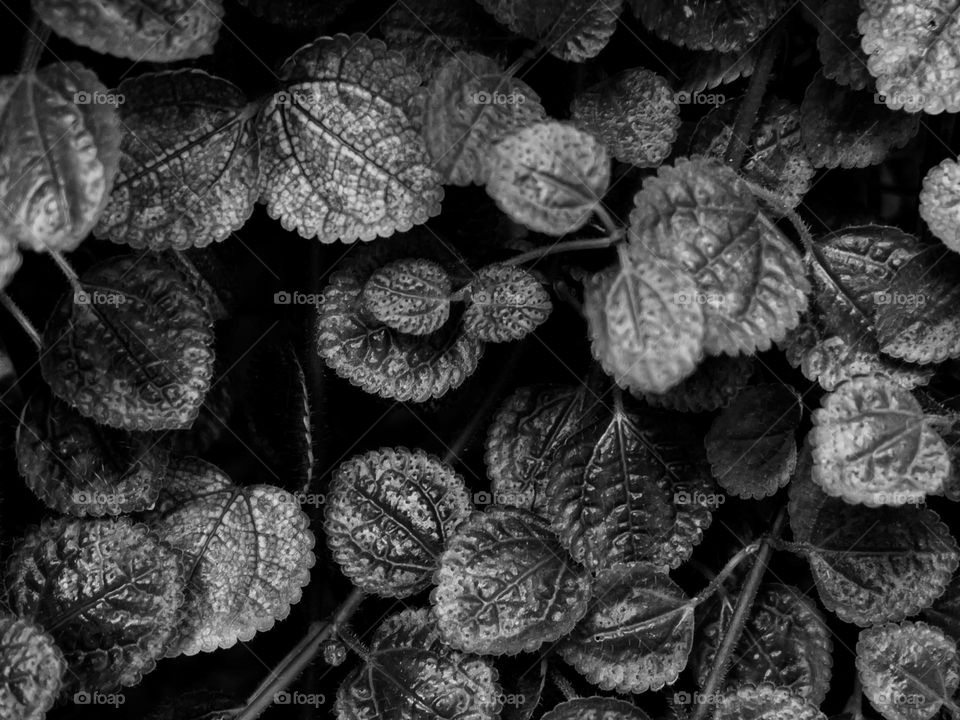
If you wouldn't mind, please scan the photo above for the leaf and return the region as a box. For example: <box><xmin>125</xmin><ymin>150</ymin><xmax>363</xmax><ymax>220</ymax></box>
<box><xmin>234</xmin><ymin>0</ymin><xmax>353</xmax><ymax>28</ymax></box>
<box><xmin>0</xmin><ymin>615</ymin><xmax>65</xmax><ymax>720</ymax></box>
<box><xmin>476</xmin><ymin>0</ymin><xmax>623</xmax><ymax>62</ymax></box>
<box><xmin>362</xmin><ymin>258</ymin><xmax>452</xmax><ymax>335</ymax></box>
<box><xmin>464</xmin><ymin>264</ymin><xmax>552</xmax><ymax>342</ymax></box>
<box><xmin>324</xmin><ymin>447</ymin><xmax>473</xmax><ymax>597</ymax></box>
<box><xmin>816</xmin><ymin>0</ymin><xmax>873</xmax><ymax>91</ymax></box>
<box><xmin>6</xmin><ymin>517</ymin><xmax>184</xmax><ymax>691</ymax></box>
<box><xmin>804</xmin><ymin>500</ymin><xmax>959</xmax><ymax>625</ymax></box>
<box><xmin>316</xmin><ymin>248</ymin><xmax>484</xmax><ymax>401</ymax></box>
<box><xmin>628</xmin><ymin>157</ymin><xmax>809</xmax><ymax>356</ymax></box>
<box><xmin>485</xmin><ymin>121</ymin><xmax>610</xmax><ymax>236</ymax></box>
<box><xmin>801</xmin><ymin>72</ymin><xmax>919</xmax><ymax>169</ymax></box>
<box><xmin>922</xmin><ymin>573</ymin><xmax>960</xmax><ymax>643</ymax></box>
<box><xmin>694</xmin><ymin>584</ymin><xmax>834</xmax><ymax>705</ymax></box>
<box><xmin>337</xmin><ymin>608</ymin><xmax>501</xmax><ymax>720</ymax></box>
<box><xmin>420</xmin><ymin>52</ymin><xmax>546</xmax><ymax>185</ymax></box>
<box><xmin>0</xmin><ymin>62</ymin><xmax>121</xmax><ymax>258</ymax></box>
<box><xmin>810</xmin><ymin>376</ymin><xmax>949</xmax><ymax>506</ymax></box>
<box><xmin>631</xmin><ymin>0</ymin><xmax>790</xmax><ymax>52</ymax></box>
<box><xmin>559</xmin><ymin>564</ymin><xmax>695</xmax><ymax>694</ymax></box>
<box><xmin>712</xmin><ymin>683</ymin><xmax>828</xmax><ymax>720</ymax></box>
<box><xmin>583</xmin><ymin>247</ymin><xmax>705</xmax><ymax>395</ymax></box>
<box><xmin>256</xmin><ymin>33</ymin><xmax>443</xmax><ymax>242</ymax></box>
<box><xmin>570</xmin><ymin>68</ymin><xmax>680</xmax><ymax>167</ymax></box>
<box><xmin>705</xmin><ymin>384</ymin><xmax>801</xmax><ymax>500</ymax></box>
<box><xmin>40</xmin><ymin>253</ymin><xmax>216</xmax><ymax>431</ymax></box>
<box><xmin>94</xmin><ymin>70</ymin><xmax>258</xmax><ymax>250</ymax></box>
<box><xmin>16</xmin><ymin>389</ymin><xmax>167</xmax><ymax>516</ymax></box>
<box><xmin>32</xmin><ymin>0</ymin><xmax>223</xmax><ymax>61</ymax></box>
<box><xmin>431</xmin><ymin>506</ymin><xmax>592</xmax><ymax>655</ymax></box>
<box><xmin>147</xmin><ymin>457</ymin><xmax>315</xmax><ymax>656</ymax></box>
<box><xmin>681</xmin><ymin>50</ymin><xmax>757</xmax><ymax>94</ymax></box>
<box><xmin>640</xmin><ymin>354</ymin><xmax>755</xmax><ymax>413</ymax></box>
<box><xmin>857</xmin><ymin>621</ymin><xmax>960</xmax><ymax>720</ymax></box>
<box><xmin>859</xmin><ymin>0</ymin><xmax>960</xmax><ymax>113</ymax></box>
<box><xmin>497</xmin><ymin>656</ymin><xmax>547</xmax><ymax>720</ymax></box>
<box><xmin>544</xmin><ymin>393</ymin><xmax>717</xmax><ymax>572</ymax></box>
<box><xmin>543</xmin><ymin>698</ymin><xmax>652</xmax><ymax>720</ymax></box>
<box><xmin>787</xmin><ymin>440</ymin><xmax>826</xmax><ymax>544</ymax></box>
<box><xmin>920</xmin><ymin>158</ymin><xmax>960</xmax><ymax>252</ymax></box>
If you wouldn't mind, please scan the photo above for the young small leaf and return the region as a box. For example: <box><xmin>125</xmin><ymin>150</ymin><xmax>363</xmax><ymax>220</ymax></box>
<box><xmin>0</xmin><ymin>615</ymin><xmax>65</xmax><ymax>720</ymax></box>
<box><xmin>817</xmin><ymin>0</ymin><xmax>873</xmax><ymax>91</ymax></box>
<box><xmin>641</xmin><ymin>355</ymin><xmax>755</xmax><ymax>412</ymax></box>
<box><xmin>324</xmin><ymin>447</ymin><xmax>473</xmax><ymax>597</ymax></box>
<box><xmin>857</xmin><ymin>621</ymin><xmax>960</xmax><ymax>720</ymax></box>
<box><xmin>486</xmin><ymin>121</ymin><xmax>610</xmax><ymax>236</ymax></box>
<box><xmin>463</xmin><ymin>264</ymin><xmax>552</xmax><ymax>342</ymax></box>
<box><xmin>920</xmin><ymin>158</ymin><xmax>960</xmax><ymax>252</ymax></box>
<box><xmin>147</xmin><ymin>458</ymin><xmax>315</xmax><ymax>656</ymax></box>
<box><xmin>361</xmin><ymin>258</ymin><xmax>453</xmax><ymax>335</ymax></box>
<box><xmin>559</xmin><ymin>564</ymin><xmax>695</xmax><ymax>694</ymax></box>
<box><xmin>712</xmin><ymin>683</ymin><xmax>828</xmax><ymax>720</ymax></box>
<box><xmin>631</xmin><ymin>0</ymin><xmax>790</xmax><ymax>52</ymax></box>
<box><xmin>431</xmin><ymin>506</ymin><xmax>592</xmax><ymax>655</ymax></box>
<box><xmin>542</xmin><ymin>697</ymin><xmax>651</xmax><ymax>720</ymax></box>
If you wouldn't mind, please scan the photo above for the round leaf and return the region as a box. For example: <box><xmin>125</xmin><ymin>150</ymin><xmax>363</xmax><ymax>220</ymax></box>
<box><xmin>362</xmin><ymin>258</ymin><xmax>453</xmax><ymax>336</ymax></box>
<box><xmin>0</xmin><ymin>615</ymin><xmax>65</xmax><ymax>720</ymax></box>
<box><xmin>542</xmin><ymin>698</ymin><xmax>651</xmax><ymax>720</ymax></box>
<box><xmin>920</xmin><ymin>158</ymin><xmax>960</xmax><ymax>252</ymax></box>
<box><xmin>712</xmin><ymin>683</ymin><xmax>827</xmax><ymax>720</ymax></box>
<box><xmin>464</xmin><ymin>264</ymin><xmax>552</xmax><ymax>342</ymax></box>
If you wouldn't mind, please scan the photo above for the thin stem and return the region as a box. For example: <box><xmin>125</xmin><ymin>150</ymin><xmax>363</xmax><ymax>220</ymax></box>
<box><xmin>336</xmin><ymin>623</ymin><xmax>370</xmax><ymax>661</ymax></box>
<box><xmin>18</xmin><ymin>15</ymin><xmax>51</xmax><ymax>73</ymax></box>
<box><xmin>46</xmin><ymin>250</ymin><xmax>83</xmax><ymax>293</ymax></box>
<box><xmin>745</xmin><ymin>179</ymin><xmax>815</xmax><ymax>255</ymax></box>
<box><xmin>550</xmin><ymin>671</ymin><xmax>579</xmax><ymax>701</ymax></box>
<box><xmin>592</xmin><ymin>204</ymin><xmax>622</xmax><ymax>240</ymax></box>
<box><xmin>0</xmin><ymin>292</ymin><xmax>41</xmax><ymax>348</ymax></box>
<box><xmin>504</xmin><ymin>236</ymin><xmax>622</xmax><ymax>267</ymax></box>
<box><xmin>234</xmin><ymin>587</ymin><xmax>365</xmax><ymax>720</ymax></box>
<box><xmin>690</xmin><ymin>541</ymin><xmax>761</xmax><ymax>607</ymax></box>
<box><xmin>690</xmin><ymin>506</ymin><xmax>787</xmax><ymax>720</ymax></box>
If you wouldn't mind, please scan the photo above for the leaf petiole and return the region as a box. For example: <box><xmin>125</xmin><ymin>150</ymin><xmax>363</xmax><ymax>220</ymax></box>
<box><xmin>0</xmin><ymin>291</ymin><xmax>41</xmax><ymax>348</ymax></box>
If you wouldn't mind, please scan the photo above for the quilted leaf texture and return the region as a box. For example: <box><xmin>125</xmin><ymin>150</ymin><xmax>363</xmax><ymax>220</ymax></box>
<box><xmin>6</xmin><ymin>517</ymin><xmax>184</xmax><ymax>691</ymax></box>
<box><xmin>361</xmin><ymin>258</ymin><xmax>452</xmax><ymax>335</ymax></box>
<box><xmin>857</xmin><ymin>621</ymin><xmax>960</xmax><ymax>720</ymax></box>
<box><xmin>0</xmin><ymin>615</ymin><xmax>65</xmax><ymax>720</ymax></box>
<box><xmin>147</xmin><ymin>458</ymin><xmax>315</xmax><ymax>656</ymax></box>
<box><xmin>631</xmin><ymin>0</ymin><xmax>790</xmax><ymax>52</ymax></box>
<box><xmin>324</xmin><ymin>447</ymin><xmax>473</xmax><ymax>597</ymax></box>
<box><xmin>859</xmin><ymin>0</ymin><xmax>960</xmax><ymax>113</ymax></box>
<box><xmin>464</xmin><ymin>264</ymin><xmax>552</xmax><ymax>342</ymax></box>
<box><xmin>40</xmin><ymin>253</ymin><xmax>216</xmax><ymax>431</ymax></box>
<box><xmin>32</xmin><ymin>0</ymin><xmax>223</xmax><ymax>61</ymax></box>
<box><xmin>477</xmin><ymin>0</ymin><xmax>624</xmax><ymax>62</ymax></box>
<box><xmin>804</xmin><ymin>499</ymin><xmax>959</xmax><ymax>625</ymax></box>
<box><xmin>421</xmin><ymin>52</ymin><xmax>546</xmax><ymax>185</ymax></box>
<box><xmin>94</xmin><ymin>70</ymin><xmax>258</xmax><ymax>250</ymax></box>
<box><xmin>486</xmin><ymin>121</ymin><xmax>610</xmax><ymax>236</ymax></box>
<box><xmin>920</xmin><ymin>157</ymin><xmax>960</xmax><ymax>252</ymax></box>
<box><xmin>432</xmin><ymin>506</ymin><xmax>592</xmax><ymax>655</ymax></box>
<box><xmin>257</xmin><ymin>33</ymin><xmax>443</xmax><ymax>242</ymax></box>
<box><xmin>545</xmin><ymin>394</ymin><xmax>716</xmax><ymax>572</ymax></box>
<box><xmin>559</xmin><ymin>564</ymin><xmax>695</xmax><ymax>694</ymax></box>
<box><xmin>711</xmin><ymin>683</ymin><xmax>827</xmax><ymax>720</ymax></box>
<box><xmin>0</xmin><ymin>62</ymin><xmax>121</xmax><ymax>263</ymax></box>
<box><xmin>541</xmin><ymin>697</ymin><xmax>651</xmax><ymax>720</ymax></box>
<box><xmin>16</xmin><ymin>389</ymin><xmax>167</xmax><ymax>516</ymax></box>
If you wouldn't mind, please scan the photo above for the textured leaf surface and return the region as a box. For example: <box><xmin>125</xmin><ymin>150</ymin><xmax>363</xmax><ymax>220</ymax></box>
<box><xmin>420</xmin><ymin>53</ymin><xmax>545</xmax><ymax>185</ymax></box>
<box><xmin>0</xmin><ymin>62</ymin><xmax>121</xmax><ymax>258</ymax></box>
<box><xmin>40</xmin><ymin>253</ymin><xmax>216</xmax><ymax>431</ymax></box>
<box><xmin>477</xmin><ymin>0</ymin><xmax>623</xmax><ymax>61</ymax></box>
<box><xmin>325</xmin><ymin>447</ymin><xmax>472</xmax><ymax>597</ymax></box>
<box><xmin>817</xmin><ymin>0</ymin><xmax>873</xmax><ymax>90</ymax></box>
<box><xmin>857</xmin><ymin>621</ymin><xmax>960</xmax><ymax>720</ymax></box>
<box><xmin>94</xmin><ymin>70</ymin><xmax>258</xmax><ymax>250</ymax></box>
<box><xmin>681</xmin><ymin>50</ymin><xmax>756</xmax><ymax>93</ymax></box>
<box><xmin>571</xmin><ymin>68</ymin><xmax>680</xmax><ymax>167</ymax></box>
<box><xmin>362</xmin><ymin>258</ymin><xmax>452</xmax><ymax>335</ymax></box>
<box><xmin>542</xmin><ymin>697</ymin><xmax>651</xmax><ymax>720</ymax></box>
<box><xmin>432</xmin><ymin>506</ymin><xmax>592</xmax><ymax>655</ymax></box>
<box><xmin>694</xmin><ymin>584</ymin><xmax>833</xmax><ymax>704</ymax></box>
<box><xmin>640</xmin><ymin>355</ymin><xmax>755</xmax><ymax>412</ymax></box>
<box><xmin>486</xmin><ymin>121</ymin><xmax>610</xmax><ymax>236</ymax></box>
<box><xmin>632</xmin><ymin>0</ymin><xmax>789</xmax><ymax>52</ymax></box>
<box><xmin>922</xmin><ymin>573</ymin><xmax>960</xmax><ymax>642</ymax></box>
<box><xmin>805</xmin><ymin>500</ymin><xmax>959</xmax><ymax>625</ymax></box>
<box><xmin>17</xmin><ymin>389</ymin><xmax>167</xmax><ymax>516</ymax></box>
<box><xmin>7</xmin><ymin>517</ymin><xmax>183</xmax><ymax>691</ymax></box>
<box><xmin>464</xmin><ymin>264</ymin><xmax>552</xmax><ymax>342</ymax></box>
<box><xmin>859</xmin><ymin>0</ymin><xmax>960</xmax><ymax>113</ymax></box>
<box><xmin>0</xmin><ymin>615</ymin><xmax>65</xmax><ymax>720</ymax></box>
<box><xmin>559</xmin><ymin>564</ymin><xmax>694</xmax><ymax>693</ymax></box>
<box><xmin>257</xmin><ymin>33</ymin><xmax>443</xmax><ymax>242</ymax></box>
<box><xmin>712</xmin><ymin>683</ymin><xmax>827</xmax><ymax>720</ymax></box>
<box><xmin>810</xmin><ymin>376</ymin><xmax>949</xmax><ymax>506</ymax></box>
<box><xmin>920</xmin><ymin>158</ymin><xmax>960</xmax><ymax>252</ymax></box>
<box><xmin>629</xmin><ymin>157</ymin><xmax>809</xmax><ymax>355</ymax></box>
<box><xmin>545</xmin><ymin>394</ymin><xmax>716</xmax><ymax>571</ymax></box>
<box><xmin>148</xmin><ymin>458</ymin><xmax>315</xmax><ymax>656</ymax></box>
<box><xmin>32</xmin><ymin>0</ymin><xmax>223</xmax><ymax>61</ymax></box>
<box><xmin>787</xmin><ymin>441</ymin><xmax>826</xmax><ymax>544</ymax></box>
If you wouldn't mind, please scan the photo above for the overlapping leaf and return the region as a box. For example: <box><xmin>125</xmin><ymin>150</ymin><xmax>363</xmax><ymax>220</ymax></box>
<box><xmin>361</xmin><ymin>258</ymin><xmax>452</xmax><ymax>335</ymax></box>
<box><xmin>542</xmin><ymin>697</ymin><xmax>652</xmax><ymax>720</ymax></box>
<box><xmin>147</xmin><ymin>458</ymin><xmax>315</xmax><ymax>656</ymax></box>
<box><xmin>463</xmin><ymin>264</ymin><xmax>552</xmax><ymax>342</ymax></box>
<box><xmin>920</xmin><ymin>158</ymin><xmax>960</xmax><ymax>252</ymax></box>
<box><xmin>681</xmin><ymin>50</ymin><xmax>756</xmax><ymax>94</ymax></box>
<box><xmin>631</xmin><ymin>0</ymin><xmax>790</xmax><ymax>52</ymax></box>
<box><xmin>817</xmin><ymin>0</ymin><xmax>872</xmax><ymax>91</ymax></box>
<box><xmin>640</xmin><ymin>355</ymin><xmax>755</xmax><ymax>412</ymax></box>
<box><xmin>0</xmin><ymin>615</ymin><xmax>65</xmax><ymax>720</ymax></box>
<box><xmin>94</xmin><ymin>70</ymin><xmax>258</xmax><ymax>250</ymax></box>
<box><xmin>324</xmin><ymin>447</ymin><xmax>473</xmax><ymax>597</ymax></box>
<box><xmin>711</xmin><ymin>683</ymin><xmax>827</xmax><ymax>720</ymax></box>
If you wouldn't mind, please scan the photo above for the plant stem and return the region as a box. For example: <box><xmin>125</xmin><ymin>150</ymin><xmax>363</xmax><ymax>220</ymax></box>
<box><xmin>46</xmin><ymin>250</ymin><xmax>83</xmax><ymax>293</ymax></box>
<box><xmin>690</xmin><ymin>506</ymin><xmax>787</xmax><ymax>720</ymax></box>
<box><xmin>690</xmin><ymin>540</ymin><xmax>761</xmax><ymax>607</ymax></box>
<box><xmin>18</xmin><ymin>15</ymin><xmax>50</xmax><ymax>74</ymax></box>
<box><xmin>504</xmin><ymin>235</ymin><xmax>622</xmax><ymax>267</ymax></box>
<box><xmin>593</xmin><ymin>204</ymin><xmax>623</xmax><ymax>240</ymax></box>
<box><xmin>550</xmin><ymin>671</ymin><xmax>579</xmax><ymax>701</ymax></box>
<box><xmin>0</xmin><ymin>292</ymin><xmax>41</xmax><ymax>348</ymax></box>
<box><xmin>234</xmin><ymin>587</ymin><xmax>365</xmax><ymax>720</ymax></box>
<box><xmin>745</xmin><ymin>179</ymin><xmax>816</xmax><ymax>254</ymax></box>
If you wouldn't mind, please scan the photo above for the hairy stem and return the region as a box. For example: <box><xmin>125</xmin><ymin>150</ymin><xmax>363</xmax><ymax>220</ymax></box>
<box><xmin>0</xmin><ymin>292</ymin><xmax>41</xmax><ymax>348</ymax></box>
<box><xmin>46</xmin><ymin>250</ymin><xmax>83</xmax><ymax>293</ymax></box>
<box><xmin>18</xmin><ymin>15</ymin><xmax>50</xmax><ymax>74</ymax></box>
<box><xmin>550</xmin><ymin>670</ymin><xmax>579</xmax><ymax>701</ymax></box>
<box><xmin>690</xmin><ymin>540</ymin><xmax>762</xmax><ymax>607</ymax></box>
<box><xmin>505</xmin><ymin>235</ymin><xmax>622</xmax><ymax>267</ymax></box>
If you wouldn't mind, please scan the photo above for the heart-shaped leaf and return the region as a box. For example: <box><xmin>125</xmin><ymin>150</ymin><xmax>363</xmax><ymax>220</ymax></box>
<box><xmin>94</xmin><ymin>70</ymin><xmax>258</xmax><ymax>250</ymax></box>
<box><xmin>559</xmin><ymin>564</ymin><xmax>695</xmax><ymax>694</ymax></box>
<box><xmin>0</xmin><ymin>615</ymin><xmax>65</xmax><ymax>720</ymax></box>
<box><xmin>40</xmin><ymin>253</ymin><xmax>216</xmax><ymax>431</ymax></box>
<box><xmin>6</xmin><ymin>517</ymin><xmax>184</xmax><ymax>691</ymax></box>
<box><xmin>712</xmin><ymin>683</ymin><xmax>828</xmax><ymax>720</ymax></box>
<box><xmin>640</xmin><ymin>355</ymin><xmax>755</xmax><ymax>412</ymax></box>
<box><xmin>362</xmin><ymin>258</ymin><xmax>453</xmax><ymax>336</ymax></box>
<box><xmin>542</xmin><ymin>697</ymin><xmax>651</xmax><ymax>720</ymax></box>
<box><xmin>324</xmin><ymin>447</ymin><xmax>473</xmax><ymax>597</ymax></box>
<box><xmin>431</xmin><ymin>506</ymin><xmax>592</xmax><ymax>655</ymax></box>
<box><xmin>463</xmin><ymin>264</ymin><xmax>552</xmax><ymax>342</ymax></box>
<box><xmin>631</xmin><ymin>0</ymin><xmax>790</xmax><ymax>52</ymax></box>
<box><xmin>147</xmin><ymin>458</ymin><xmax>315</xmax><ymax>656</ymax></box>
<box><xmin>257</xmin><ymin>33</ymin><xmax>443</xmax><ymax>242</ymax></box>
